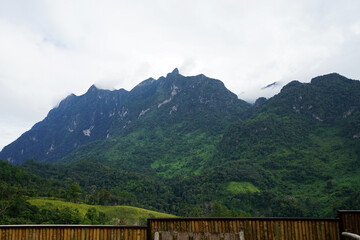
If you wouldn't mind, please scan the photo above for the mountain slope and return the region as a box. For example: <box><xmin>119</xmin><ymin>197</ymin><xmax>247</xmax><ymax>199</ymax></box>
<box><xmin>212</xmin><ymin>73</ymin><xmax>360</xmax><ymax>216</ymax></box>
<box><xmin>1</xmin><ymin>71</ymin><xmax>360</xmax><ymax>219</ymax></box>
<box><xmin>0</xmin><ymin>69</ymin><xmax>250</xmax><ymax>166</ymax></box>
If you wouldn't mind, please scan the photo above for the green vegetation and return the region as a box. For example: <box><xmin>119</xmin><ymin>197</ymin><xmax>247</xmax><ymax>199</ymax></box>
<box><xmin>1</xmin><ymin>72</ymin><xmax>360</xmax><ymax>223</ymax></box>
<box><xmin>29</xmin><ymin>198</ymin><xmax>175</xmax><ymax>225</ymax></box>
<box><xmin>226</xmin><ymin>182</ymin><xmax>260</xmax><ymax>194</ymax></box>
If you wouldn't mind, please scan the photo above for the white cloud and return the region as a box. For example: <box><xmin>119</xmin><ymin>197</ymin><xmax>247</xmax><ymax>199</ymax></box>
<box><xmin>1</xmin><ymin>0</ymin><xmax>360</xmax><ymax>149</ymax></box>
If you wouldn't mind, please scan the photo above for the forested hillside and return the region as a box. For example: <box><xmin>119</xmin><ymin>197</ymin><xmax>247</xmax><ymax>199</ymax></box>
<box><xmin>1</xmin><ymin>71</ymin><xmax>359</xmax><ymax>223</ymax></box>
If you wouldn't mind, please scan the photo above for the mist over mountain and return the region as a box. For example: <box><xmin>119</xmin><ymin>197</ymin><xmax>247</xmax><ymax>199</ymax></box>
<box><xmin>0</xmin><ymin>69</ymin><xmax>250</xmax><ymax>165</ymax></box>
<box><xmin>1</xmin><ymin>70</ymin><xmax>359</xmax><ymax>219</ymax></box>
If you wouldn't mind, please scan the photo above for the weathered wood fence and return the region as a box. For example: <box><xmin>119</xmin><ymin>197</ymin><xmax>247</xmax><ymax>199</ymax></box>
<box><xmin>0</xmin><ymin>210</ymin><xmax>359</xmax><ymax>239</ymax></box>
<box><xmin>338</xmin><ymin>210</ymin><xmax>360</xmax><ymax>240</ymax></box>
<box><xmin>147</xmin><ymin>217</ymin><xmax>340</xmax><ymax>240</ymax></box>
<box><xmin>0</xmin><ymin>225</ymin><xmax>147</xmax><ymax>240</ymax></box>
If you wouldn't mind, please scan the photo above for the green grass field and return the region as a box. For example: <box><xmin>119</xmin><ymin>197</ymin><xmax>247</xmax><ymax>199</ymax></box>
<box><xmin>226</xmin><ymin>181</ymin><xmax>260</xmax><ymax>194</ymax></box>
<box><xmin>29</xmin><ymin>198</ymin><xmax>175</xmax><ymax>225</ymax></box>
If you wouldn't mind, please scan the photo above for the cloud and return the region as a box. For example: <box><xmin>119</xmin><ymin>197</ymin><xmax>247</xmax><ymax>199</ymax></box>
<box><xmin>1</xmin><ymin>0</ymin><xmax>360</xmax><ymax>149</ymax></box>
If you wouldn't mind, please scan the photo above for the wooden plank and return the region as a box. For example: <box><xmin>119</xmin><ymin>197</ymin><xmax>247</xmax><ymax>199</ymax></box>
<box><xmin>11</xmin><ymin>228</ymin><xmax>15</xmax><ymax>240</ymax></box>
<box><xmin>170</xmin><ymin>220</ymin><xmax>174</xmax><ymax>234</ymax></box>
<box><xmin>265</xmin><ymin>220</ymin><xmax>271</xmax><ymax>240</ymax></box>
<box><xmin>199</xmin><ymin>220</ymin><xmax>204</xmax><ymax>232</ymax></box>
<box><xmin>309</xmin><ymin>221</ymin><xmax>315</xmax><ymax>240</ymax></box>
<box><xmin>87</xmin><ymin>228</ymin><xmax>92</xmax><ymax>240</ymax></box>
<box><xmin>71</xmin><ymin>228</ymin><xmax>75</xmax><ymax>240</ymax></box>
<box><xmin>115</xmin><ymin>228</ymin><xmax>118</xmax><ymax>240</ymax></box>
<box><xmin>297</xmin><ymin>220</ymin><xmax>302</xmax><ymax>240</ymax></box>
<box><xmin>16</xmin><ymin>228</ymin><xmax>21</xmax><ymax>240</ymax></box>
<box><xmin>268</xmin><ymin>220</ymin><xmax>274</xmax><ymax>240</ymax></box>
<box><xmin>310</xmin><ymin>220</ymin><xmax>315</xmax><ymax>240</ymax></box>
<box><xmin>316</xmin><ymin>220</ymin><xmax>321</xmax><ymax>240</ymax></box>
<box><xmin>114</xmin><ymin>228</ymin><xmax>118</xmax><ymax>240</ymax></box>
<box><xmin>48</xmin><ymin>228</ymin><xmax>51</xmax><ymax>240</ymax></box>
<box><xmin>312</xmin><ymin>220</ymin><xmax>318</xmax><ymax>240</ymax></box>
<box><xmin>208</xmin><ymin>220</ymin><xmax>213</xmax><ymax>233</ymax></box>
<box><xmin>255</xmin><ymin>220</ymin><xmax>261</xmax><ymax>240</ymax></box>
<box><xmin>300</xmin><ymin>221</ymin><xmax>306</xmax><ymax>239</ymax></box>
<box><xmin>302</xmin><ymin>221</ymin><xmax>307</xmax><ymax>240</ymax></box>
<box><xmin>281</xmin><ymin>220</ymin><xmax>286</xmax><ymax>240</ymax></box>
<box><xmin>107</xmin><ymin>228</ymin><xmax>111</xmax><ymax>240</ymax></box>
<box><xmin>45</xmin><ymin>228</ymin><xmax>49</xmax><ymax>240</ymax></box>
<box><xmin>50</xmin><ymin>228</ymin><xmax>54</xmax><ymax>240</ymax></box>
<box><xmin>196</xmin><ymin>220</ymin><xmax>200</xmax><ymax>233</ymax></box>
<box><xmin>67</xmin><ymin>227</ymin><xmax>71</xmax><ymax>240</ymax></box>
<box><xmin>220</xmin><ymin>220</ymin><xmax>224</xmax><ymax>233</ymax></box>
<box><xmin>237</xmin><ymin>220</ymin><xmax>243</xmax><ymax>234</ymax></box>
<box><xmin>52</xmin><ymin>228</ymin><xmax>56</xmax><ymax>240</ymax></box>
<box><xmin>223</xmin><ymin>220</ymin><xmax>227</xmax><ymax>233</ymax></box>
<box><xmin>105</xmin><ymin>228</ymin><xmax>108</xmax><ymax>240</ymax></box>
<box><xmin>139</xmin><ymin>229</ymin><xmax>143</xmax><ymax>240</ymax></box>
<box><xmin>291</xmin><ymin>220</ymin><xmax>296</xmax><ymax>240</ymax></box>
<box><xmin>130</xmin><ymin>228</ymin><xmax>134</xmax><ymax>240</ymax></box>
<box><xmin>213</xmin><ymin>220</ymin><xmax>218</xmax><ymax>233</ymax></box>
<box><xmin>280</xmin><ymin>221</ymin><xmax>285</xmax><ymax>240</ymax></box>
<box><xmin>324</xmin><ymin>221</ymin><xmax>331</xmax><ymax>240</ymax></box>
<box><xmin>299</xmin><ymin>220</ymin><xmax>304</xmax><ymax>240</ymax></box>
<box><xmin>333</xmin><ymin>221</ymin><xmax>339</xmax><ymax>240</ymax></box>
<box><xmin>289</xmin><ymin>221</ymin><xmax>295</xmax><ymax>240</ymax></box>
<box><xmin>92</xmin><ymin>228</ymin><xmax>96</xmax><ymax>240</ymax></box>
<box><xmin>18</xmin><ymin>228</ymin><xmax>22</xmax><ymax>240</ymax></box>
<box><xmin>22</xmin><ymin>228</ymin><xmax>26</xmax><ymax>240</ymax></box>
<box><xmin>11</xmin><ymin>228</ymin><xmax>16</xmax><ymax>240</ymax></box>
<box><xmin>247</xmin><ymin>220</ymin><xmax>252</xmax><ymax>240</ymax></box>
<box><xmin>328</xmin><ymin>221</ymin><xmax>334</xmax><ymax>240</ymax></box>
<box><xmin>350</xmin><ymin>213</ymin><xmax>354</xmax><ymax>233</ymax></box>
<box><xmin>237</xmin><ymin>220</ymin><xmax>242</xmax><ymax>237</ymax></box>
<box><xmin>353</xmin><ymin>213</ymin><xmax>358</xmax><ymax>233</ymax></box>
<box><xmin>334</xmin><ymin>221</ymin><xmax>340</xmax><ymax>240</ymax></box>
<box><xmin>135</xmin><ymin>229</ymin><xmax>140</xmax><ymax>240</ymax></box>
<box><xmin>268</xmin><ymin>220</ymin><xmax>273</xmax><ymax>240</ymax></box>
<box><xmin>274</xmin><ymin>220</ymin><xmax>279</xmax><ymax>240</ymax></box>
<box><xmin>332</xmin><ymin>221</ymin><xmax>337</xmax><ymax>240</ymax></box>
<box><xmin>288</xmin><ymin>220</ymin><xmax>293</xmax><ymax>240</ymax></box>
<box><xmin>253</xmin><ymin>220</ymin><xmax>259</xmax><ymax>240</ymax></box>
<box><xmin>120</xmin><ymin>228</ymin><xmax>125</xmax><ymax>240</ymax></box>
<box><xmin>303</xmin><ymin>221</ymin><xmax>308</xmax><ymax>240</ymax></box>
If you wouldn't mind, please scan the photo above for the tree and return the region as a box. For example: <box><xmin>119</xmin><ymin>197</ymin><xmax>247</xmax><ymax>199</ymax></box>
<box><xmin>67</xmin><ymin>182</ymin><xmax>82</xmax><ymax>203</ymax></box>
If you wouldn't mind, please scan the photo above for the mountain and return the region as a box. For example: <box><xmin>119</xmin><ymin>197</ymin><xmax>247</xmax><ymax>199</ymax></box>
<box><xmin>0</xmin><ymin>68</ymin><xmax>250</xmax><ymax>168</ymax></box>
<box><xmin>1</xmin><ymin>71</ymin><xmax>359</xmax><ymax>219</ymax></box>
<box><xmin>213</xmin><ymin>73</ymin><xmax>360</xmax><ymax>216</ymax></box>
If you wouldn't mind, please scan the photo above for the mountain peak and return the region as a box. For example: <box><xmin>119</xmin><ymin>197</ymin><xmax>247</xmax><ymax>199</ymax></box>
<box><xmin>87</xmin><ymin>84</ymin><xmax>98</xmax><ymax>93</ymax></box>
<box><xmin>166</xmin><ymin>68</ymin><xmax>180</xmax><ymax>77</ymax></box>
<box><xmin>171</xmin><ymin>68</ymin><xmax>179</xmax><ymax>74</ymax></box>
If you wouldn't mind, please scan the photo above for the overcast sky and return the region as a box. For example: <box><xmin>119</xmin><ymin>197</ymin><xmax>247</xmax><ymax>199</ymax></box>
<box><xmin>1</xmin><ymin>0</ymin><xmax>360</xmax><ymax>150</ymax></box>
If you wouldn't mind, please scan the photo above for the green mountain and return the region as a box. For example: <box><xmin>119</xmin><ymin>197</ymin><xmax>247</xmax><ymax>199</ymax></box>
<box><xmin>1</xmin><ymin>71</ymin><xmax>360</xmax><ymax>220</ymax></box>
<box><xmin>0</xmin><ymin>68</ymin><xmax>250</xmax><ymax>169</ymax></box>
<box><xmin>214</xmin><ymin>73</ymin><xmax>360</xmax><ymax>216</ymax></box>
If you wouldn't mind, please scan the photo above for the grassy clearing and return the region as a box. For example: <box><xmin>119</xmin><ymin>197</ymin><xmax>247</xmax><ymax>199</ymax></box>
<box><xmin>226</xmin><ymin>181</ymin><xmax>260</xmax><ymax>194</ymax></box>
<box><xmin>29</xmin><ymin>198</ymin><xmax>175</xmax><ymax>225</ymax></box>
